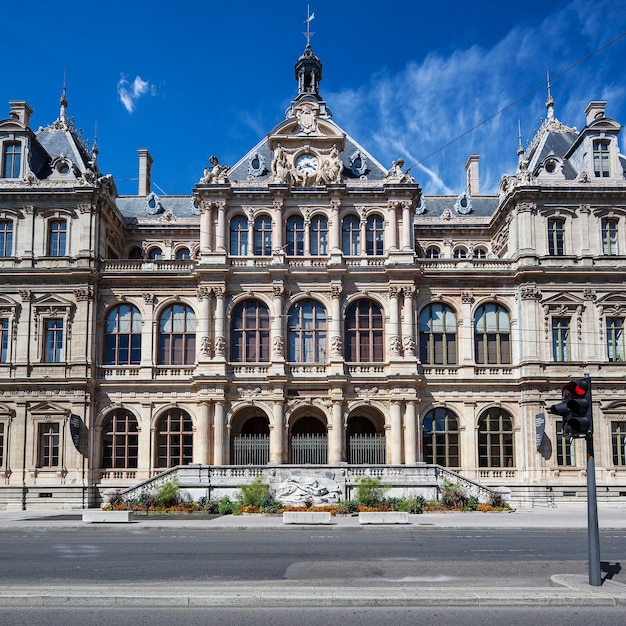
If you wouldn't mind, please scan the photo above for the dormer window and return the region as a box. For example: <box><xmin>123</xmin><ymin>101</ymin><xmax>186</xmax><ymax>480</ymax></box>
<box><xmin>593</xmin><ymin>140</ymin><xmax>610</xmax><ymax>177</ymax></box>
<box><xmin>2</xmin><ymin>142</ymin><xmax>21</xmax><ymax>178</ymax></box>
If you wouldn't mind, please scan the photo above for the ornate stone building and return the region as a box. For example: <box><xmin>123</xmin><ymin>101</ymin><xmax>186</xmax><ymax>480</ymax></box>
<box><xmin>1</xmin><ymin>44</ymin><xmax>626</xmax><ymax>509</ymax></box>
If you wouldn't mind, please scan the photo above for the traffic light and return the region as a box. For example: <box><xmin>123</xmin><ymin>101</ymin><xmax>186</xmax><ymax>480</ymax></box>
<box><xmin>549</xmin><ymin>376</ymin><xmax>593</xmax><ymax>437</ymax></box>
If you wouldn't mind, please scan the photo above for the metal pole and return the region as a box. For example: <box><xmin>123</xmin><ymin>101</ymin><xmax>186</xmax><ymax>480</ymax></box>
<box><xmin>586</xmin><ymin>432</ymin><xmax>601</xmax><ymax>586</ymax></box>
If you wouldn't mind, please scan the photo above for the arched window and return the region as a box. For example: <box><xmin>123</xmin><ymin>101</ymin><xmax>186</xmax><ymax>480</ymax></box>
<box><xmin>474</xmin><ymin>303</ymin><xmax>511</xmax><ymax>364</ymax></box>
<box><xmin>473</xmin><ymin>247</ymin><xmax>487</xmax><ymax>259</ymax></box>
<box><xmin>286</xmin><ymin>215</ymin><xmax>305</xmax><ymax>256</ymax></box>
<box><xmin>287</xmin><ymin>299</ymin><xmax>327</xmax><ymax>363</ymax></box>
<box><xmin>254</xmin><ymin>215</ymin><xmax>272</xmax><ymax>256</ymax></box>
<box><xmin>155</xmin><ymin>408</ymin><xmax>193</xmax><ymax>468</ymax></box>
<box><xmin>0</xmin><ymin>221</ymin><xmax>13</xmax><ymax>256</ymax></box>
<box><xmin>425</xmin><ymin>246</ymin><xmax>440</xmax><ymax>259</ymax></box>
<box><xmin>547</xmin><ymin>218</ymin><xmax>565</xmax><ymax>255</ymax></box>
<box><xmin>158</xmin><ymin>304</ymin><xmax>196</xmax><ymax>365</ymax></box>
<box><xmin>48</xmin><ymin>219</ymin><xmax>67</xmax><ymax>256</ymax></box>
<box><xmin>230</xmin><ymin>215</ymin><xmax>249</xmax><ymax>255</ymax></box>
<box><xmin>101</xmin><ymin>409</ymin><xmax>139</xmax><ymax>469</ymax></box>
<box><xmin>366</xmin><ymin>215</ymin><xmax>384</xmax><ymax>255</ymax></box>
<box><xmin>147</xmin><ymin>247</ymin><xmax>162</xmax><ymax>260</ymax></box>
<box><xmin>105</xmin><ymin>304</ymin><xmax>142</xmax><ymax>365</ymax></box>
<box><xmin>478</xmin><ymin>408</ymin><xmax>515</xmax><ymax>468</ymax></box>
<box><xmin>175</xmin><ymin>247</ymin><xmax>191</xmax><ymax>260</ymax></box>
<box><xmin>231</xmin><ymin>300</ymin><xmax>270</xmax><ymax>362</ymax></box>
<box><xmin>342</xmin><ymin>215</ymin><xmax>360</xmax><ymax>256</ymax></box>
<box><xmin>345</xmin><ymin>300</ymin><xmax>384</xmax><ymax>362</ymax></box>
<box><xmin>128</xmin><ymin>246</ymin><xmax>143</xmax><ymax>259</ymax></box>
<box><xmin>453</xmin><ymin>247</ymin><xmax>467</xmax><ymax>259</ymax></box>
<box><xmin>310</xmin><ymin>215</ymin><xmax>328</xmax><ymax>255</ymax></box>
<box><xmin>419</xmin><ymin>303</ymin><xmax>457</xmax><ymax>365</ymax></box>
<box><xmin>423</xmin><ymin>408</ymin><xmax>460</xmax><ymax>467</ymax></box>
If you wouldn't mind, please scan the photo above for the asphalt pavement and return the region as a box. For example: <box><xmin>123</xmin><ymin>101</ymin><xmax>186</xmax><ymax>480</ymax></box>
<box><xmin>0</xmin><ymin>504</ymin><xmax>625</xmax><ymax>609</ymax></box>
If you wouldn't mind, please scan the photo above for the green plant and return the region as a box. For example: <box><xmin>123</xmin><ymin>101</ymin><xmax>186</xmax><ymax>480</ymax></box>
<box><xmin>259</xmin><ymin>495</ymin><xmax>282</xmax><ymax>514</ymax></box>
<box><xmin>354</xmin><ymin>476</ymin><xmax>388</xmax><ymax>507</ymax></box>
<box><xmin>237</xmin><ymin>476</ymin><xmax>270</xmax><ymax>508</ymax></box>
<box><xmin>335</xmin><ymin>500</ymin><xmax>358</xmax><ymax>515</ymax></box>
<box><xmin>106</xmin><ymin>490</ymin><xmax>125</xmax><ymax>507</ymax></box>
<box><xmin>440</xmin><ymin>479</ymin><xmax>469</xmax><ymax>509</ymax></box>
<box><xmin>154</xmin><ymin>479</ymin><xmax>181</xmax><ymax>508</ymax></box>
<box><xmin>390</xmin><ymin>495</ymin><xmax>426</xmax><ymax>514</ymax></box>
<box><xmin>488</xmin><ymin>490</ymin><xmax>509</xmax><ymax>509</ymax></box>
<box><xmin>197</xmin><ymin>497</ymin><xmax>220</xmax><ymax>513</ymax></box>
<box><xmin>217</xmin><ymin>496</ymin><xmax>236</xmax><ymax>515</ymax></box>
<box><xmin>466</xmin><ymin>496</ymin><xmax>479</xmax><ymax>511</ymax></box>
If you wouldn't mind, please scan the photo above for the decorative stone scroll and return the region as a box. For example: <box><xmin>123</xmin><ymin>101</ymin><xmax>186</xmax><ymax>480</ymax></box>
<box><xmin>274</xmin><ymin>475</ymin><xmax>342</xmax><ymax>505</ymax></box>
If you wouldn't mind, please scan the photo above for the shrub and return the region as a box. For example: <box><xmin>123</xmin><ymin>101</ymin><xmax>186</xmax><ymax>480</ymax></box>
<box><xmin>217</xmin><ymin>496</ymin><xmax>236</xmax><ymax>515</ymax></box>
<box><xmin>466</xmin><ymin>496</ymin><xmax>479</xmax><ymax>511</ymax></box>
<box><xmin>390</xmin><ymin>495</ymin><xmax>426</xmax><ymax>514</ymax></box>
<box><xmin>237</xmin><ymin>476</ymin><xmax>270</xmax><ymax>508</ymax></box>
<box><xmin>354</xmin><ymin>476</ymin><xmax>388</xmax><ymax>507</ymax></box>
<box><xmin>440</xmin><ymin>479</ymin><xmax>469</xmax><ymax>509</ymax></box>
<box><xmin>259</xmin><ymin>495</ymin><xmax>282</xmax><ymax>514</ymax></box>
<box><xmin>154</xmin><ymin>479</ymin><xmax>181</xmax><ymax>509</ymax></box>
<box><xmin>488</xmin><ymin>490</ymin><xmax>510</xmax><ymax>509</ymax></box>
<box><xmin>335</xmin><ymin>500</ymin><xmax>358</xmax><ymax>515</ymax></box>
<box><xmin>197</xmin><ymin>497</ymin><xmax>220</xmax><ymax>514</ymax></box>
<box><xmin>106</xmin><ymin>490</ymin><xmax>125</xmax><ymax>508</ymax></box>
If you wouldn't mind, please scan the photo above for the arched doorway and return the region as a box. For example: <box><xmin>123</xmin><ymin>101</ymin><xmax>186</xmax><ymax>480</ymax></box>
<box><xmin>347</xmin><ymin>413</ymin><xmax>386</xmax><ymax>464</ymax></box>
<box><xmin>290</xmin><ymin>414</ymin><xmax>327</xmax><ymax>464</ymax></box>
<box><xmin>231</xmin><ymin>411</ymin><xmax>270</xmax><ymax>465</ymax></box>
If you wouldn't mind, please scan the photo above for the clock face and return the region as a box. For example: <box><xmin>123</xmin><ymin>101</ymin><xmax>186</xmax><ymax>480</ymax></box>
<box><xmin>295</xmin><ymin>154</ymin><xmax>318</xmax><ymax>174</ymax></box>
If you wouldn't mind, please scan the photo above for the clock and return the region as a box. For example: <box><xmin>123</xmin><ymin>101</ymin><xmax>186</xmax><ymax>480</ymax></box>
<box><xmin>295</xmin><ymin>154</ymin><xmax>319</xmax><ymax>174</ymax></box>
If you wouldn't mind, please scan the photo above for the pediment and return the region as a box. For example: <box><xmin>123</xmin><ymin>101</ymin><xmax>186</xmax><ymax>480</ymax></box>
<box><xmin>29</xmin><ymin>401</ymin><xmax>70</xmax><ymax>417</ymax></box>
<box><xmin>541</xmin><ymin>293</ymin><xmax>584</xmax><ymax>308</ymax></box>
<box><xmin>33</xmin><ymin>294</ymin><xmax>74</xmax><ymax>308</ymax></box>
<box><xmin>596</xmin><ymin>293</ymin><xmax>626</xmax><ymax>316</ymax></box>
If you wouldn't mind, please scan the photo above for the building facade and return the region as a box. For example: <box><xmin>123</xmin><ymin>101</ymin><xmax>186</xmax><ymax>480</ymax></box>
<box><xmin>1</xmin><ymin>45</ymin><xmax>626</xmax><ymax>509</ymax></box>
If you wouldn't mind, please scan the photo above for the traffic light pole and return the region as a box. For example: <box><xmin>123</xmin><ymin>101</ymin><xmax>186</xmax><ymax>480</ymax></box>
<box><xmin>586</xmin><ymin>432</ymin><xmax>601</xmax><ymax>586</ymax></box>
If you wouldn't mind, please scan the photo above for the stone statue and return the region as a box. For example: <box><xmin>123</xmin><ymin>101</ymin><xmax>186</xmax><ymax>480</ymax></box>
<box><xmin>274</xmin><ymin>475</ymin><xmax>342</xmax><ymax>505</ymax></box>
<box><xmin>384</xmin><ymin>158</ymin><xmax>414</xmax><ymax>183</ymax></box>
<box><xmin>271</xmin><ymin>144</ymin><xmax>294</xmax><ymax>185</ymax></box>
<box><xmin>330</xmin><ymin>335</ymin><xmax>343</xmax><ymax>356</ymax></box>
<box><xmin>214</xmin><ymin>336</ymin><xmax>226</xmax><ymax>357</ymax></box>
<box><xmin>202</xmin><ymin>155</ymin><xmax>229</xmax><ymax>184</ymax></box>
<box><xmin>314</xmin><ymin>144</ymin><xmax>343</xmax><ymax>185</ymax></box>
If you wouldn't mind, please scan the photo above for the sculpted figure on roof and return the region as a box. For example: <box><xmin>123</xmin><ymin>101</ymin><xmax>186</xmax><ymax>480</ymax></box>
<box><xmin>384</xmin><ymin>158</ymin><xmax>414</xmax><ymax>183</ymax></box>
<box><xmin>314</xmin><ymin>144</ymin><xmax>343</xmax><ymax>185</ymax></box>
<box><xmin>202</xmin><ymin>155</ymin><xmax>229</xmax><ymax>184</ymax></box>
<box><xmin>271</xmin><ymin>143</ymin><xmax>297</xmax><ymax>185</ymax></box>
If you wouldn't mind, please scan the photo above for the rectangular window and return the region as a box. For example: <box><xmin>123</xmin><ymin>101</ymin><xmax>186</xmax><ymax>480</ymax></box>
<box><xmin>593</xmin><ymin>141</ymin><xmax>610</xmax><ymax>177</ymax></box>
<box><xmin>38</xmin><ymin>423</ymin><xmax>60</xmax><ymax>468</ymax></box>
<box><xmin>556</xmin><ymin>421</ymin><xmax>575</xmax><ymax>466</ymax></box>
<box><xmin>552</xmin><ymin>317</ymin><xmax>570</xmax><ymax>362</ymax></box>
<box><xmin>547</xmin><ymin>219</ymin><xmax>564</xmax><ymax>255</ymax></box>
<box><xmin>48</xmin><ymin>220</ymin><xmax>67</xmax><ymax>256</ymax></box>
<box><xmin>0</xmin><ymin>221</ymin><xmax>13</xmax><ymax>256</ymax></box>
<box><xmin>2</xmin><ymin>143</ymin><xmax>21</xmax><ymax>178</ymax></box>
<box><xmin>607</xmin><ymin>317</ymin><xmax>624</xmax><ymax>362</ymax></box>
<box><xmin>0</xmin><ymin>319</ymin><xmax>8</xmax><ymax>363</ymax></box>
<box><xmin>612</xmin><ymin>422</ymin><xmax>626</xmax><ymax>466</ymax></box>
<box><xmin>45</xmin><ymin>320</ymin><xmax>63</xmax><ymax>363</ymax></box>
<box><xmin>0</xmin><ymin>422</ymin><xmax>4</xmax><ymax>466</ymax></box>
<box><xmin>602</xmin><ymin>219</ymin><xmax>618</xmax><ymax>255</ymax></box>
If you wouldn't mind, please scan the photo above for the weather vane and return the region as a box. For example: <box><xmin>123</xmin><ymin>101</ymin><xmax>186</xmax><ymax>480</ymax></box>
<box><xmin>304</xmin><ymin>5</ymin><xmax>315</xmax><ymax>45</ymax></box>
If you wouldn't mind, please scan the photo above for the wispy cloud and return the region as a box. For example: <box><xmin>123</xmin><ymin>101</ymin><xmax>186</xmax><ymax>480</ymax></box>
<box><xmin>117</xmin><ymin>75</ymin><xmax>155</xmax><ymax>113</ymax></box>
<box><xmin>328</xmin><ymin>0</ymin><xmax>626</xmax><ymax>195</ymax></box>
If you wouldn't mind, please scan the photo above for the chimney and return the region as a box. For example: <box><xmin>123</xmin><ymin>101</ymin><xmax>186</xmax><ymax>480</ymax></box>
<box><xmin>138</xmin><ymin>148</ymin><xmax>153</xmax><ymax>196</ymax></box>
<box><xmin>8</xmin><ymin>101</ymin><xmax>33</xmax><ymax>127</ymax></box>
<box><xmin>585</xmin><ymin>101</ymin><xmax>606</xmax><ymax>126</ymax></box>
<box><xmin>465</xmin><ymin>154</ymin><xmax>480</xmax><ymax>195</ymax></box>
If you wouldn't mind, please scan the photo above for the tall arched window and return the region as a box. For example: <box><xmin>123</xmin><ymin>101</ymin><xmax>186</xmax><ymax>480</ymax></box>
<box><xmin>0</xmin><ymin>220</ymin><xmax>13</xmax><ymax>256</ymax></box>
<box><xmin>474</xmin><ymin>303</ymin><xmax>511</xmax><ymax>364</ymax></box>
<box><xmin>365</xmin><ymin>215</ymin><xmax>384</xmax><ymax>255</ymax></box>
<box><xmin>342</xmin><ymin>215</ymin><xmax>360</xmax><ymax>256</ymax></box>
<box><xmin>478</xmin><ymin>408</ymin><xmax>515</xmax><ymax>468</ymax></box>
<box><xmin>310</xmin><ymin>215</ymin><xmax>328</xmax><ymax>255</ymax></box>
<box><xmin>286</xmin><ymin>215</ymin><xmax>305</xmax><ymax>256</ymax></box>
<box><xmin>105</xmin><ymin>304</ymin><xmax>142</xmax><ymax>365</ymax></box>
<box><xmin>547</xmin><ymin>218</ymin><xmax>565</xmax><ymax>255</ymax></box>
<box><xmin>602</xmin><ymin>218</ymin><xmax>619</xmax><ymax>255</ymax></box>
<box><xmin>155</xmin><ymin>408</ymin><xmax>193</xmax><ymax>468</ymax></box>
<box><xmin>231</xmin><ymin>300</ymin><xmax>270</xmax><ymax>362</ymax></box>
<box><xmin>254</xmin><ymin>215</ymin><xmax>272</xmax><ymax>256</ymax></box>
<box><xmin>158</xmin><ymin>304</ymin><xmax>196</xmax><ymax>365</ymax></box>
<box><xmin>423</xmin><ymin>408</ymin><xmax>460</xmax><ymax>467</ymax></box>
<box><xmin>419</xmin><ymin>303</ymin><xmax>457</xmax><ymax>365</ymax></box>
<box><xmin>101</xmin><ymin>409</ymin><xmax>139</xmax><ymax>469</ymax></box>
<box><xmin>288</xmin><ymin>299</ymin><xmax>327</xmax><ymax>363</ymax></box>
<box><xmin>230</xmin><ymin>215</ymin><xmax>249</xmax><ymax>255</ymax></box>
<box><xmin>345</xmin><ymin>300</ymin><xmax>384</xmax><ymax>362</ymax></box>
<box><xmin>2</xmin><ymin>142</ymin><xmax>21</xmax><ymax>178</ymax></box>
<box><xmin>48</xmin><ymin>219</ymin><xmax>67</xmax><ymax>256</ymax></box>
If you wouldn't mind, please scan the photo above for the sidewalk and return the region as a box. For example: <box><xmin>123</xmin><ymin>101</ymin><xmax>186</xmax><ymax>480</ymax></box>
<box><xmin>0</xmin><ymin>505</ymin><xmax>625</xmax><ymax>609</ymax></box>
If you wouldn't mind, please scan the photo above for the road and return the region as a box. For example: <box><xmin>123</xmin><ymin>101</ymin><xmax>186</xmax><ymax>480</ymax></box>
<box><xmin>2</xmin><ymin>527</ymin><xmax>625</xmax><ymax>587</ymax></box>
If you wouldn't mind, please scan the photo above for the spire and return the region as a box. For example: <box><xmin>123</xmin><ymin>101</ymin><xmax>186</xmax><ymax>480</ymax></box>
<box><xmin>295</xmin><ymin>7</ymin><xmax>322</xmax><ymax>100</ymax></box>
<box><xmin>545</xmin><ymin>70</ymin><xmax>555</xmax><ymax>122</ymax></box>
<box><xmin>59</xmin><ymin>70</ymin><xmax>68</xmax><ymax>122</ymax></box>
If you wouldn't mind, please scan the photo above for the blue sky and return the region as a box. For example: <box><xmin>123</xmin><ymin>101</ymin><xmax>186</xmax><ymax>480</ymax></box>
<box><xmin>4</xmin><ymin>0</ymin><xmax>626</xmax><ymax>196</ymax></box>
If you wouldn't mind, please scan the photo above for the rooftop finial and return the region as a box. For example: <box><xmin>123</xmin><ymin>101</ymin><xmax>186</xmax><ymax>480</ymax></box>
<box><xmin>517</xmin><ymin>119</ymin><xmax>524</xmax><ymax>158</ymax></box>
<box><xmin>546</xmin><ymin>69</ymin><xmax>555</xmax><ymax>121</ymax></box>
<box><xmin>59</xmin><ymin>69</ymin><xmax>68</xmax><ymax>122</ymax></box>
<box><xmin>303</xmin><ymin>5</ymin><xmax>315</xmax><ymax>46</ymax></box>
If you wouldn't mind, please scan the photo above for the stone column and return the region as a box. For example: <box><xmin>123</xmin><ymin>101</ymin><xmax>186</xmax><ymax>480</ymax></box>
<box><xmin>196</xmin><ymin>401</ymin><xmax>210</xmax><ymax>464</ymax></box>
<box><xmin>404</xmin><ymin>401</ymin><xmax>417</xmax><ymax>464</ymax></box>
<box><xmin>516</xmin><ymin>202</ymin><xmax>536</xmax><ymax>255</ymax></box>
<box><xmin>271</xmin><ymin>282</ymin><xmax>285</xmax><ymax>365</ymax></box>
<box><xmin>213</xmin><ymin>287</ymin><xmax>226</xmax><ymax>360</ymax></box>
<box><xmin>359</xmin><ymin>212</ymin><xmax>367</xmax><ymax>257</ymax></box>
<box><xmin>197</xmin><ymin>287</ymin><xmax>212</xmax><ymax>362</ymax></box>
<box><xmin>141</xmin><ymin>292</ymin><xmax>155</xmax><ymax>367</ymax></box>
<box><xmin>199</xmin><ymin>201</ymin><xmax>211</xmax><ymax>253</ymax></box>
<box><xmin>401</xmin><ymin>201</ymin><xmax>413</xmax><ymax>250</ymax></box>
<box><xmin>329</xmin><ymin>282</ymin><xmax>344</xmax><ymax>369</ymax></box>
<box><xmin>139</xmin><ymin>403</ymin><xmax>153</xmax><ymax>476</ymax></box>
<box><xmin>401</xmin><ymin>286</ymin><xmax>416</xmax><ymax>357</ymax></box>
<box><xmin>216</xmin><ymin>202</ymin><xmax>226</xmax><ymax>252</ymax></box>
<box><xmin>388</xmin><ymin>286</ymin><xmax>402</xmax><ymax>358</ymax></box>
<box><xmin>270</xmin><ymin>401</ymin><xmax>285</xmax><ymax>464</ymax></box>
<box><xmin>273</xmin><ymin>199</ymin><xmax>284</xmax><ymax>252</ymax></box>
<box><xmin>329</xmin><ymin>400</ymin><xmax>344</xmax><ymax>464</ymax></box>
<box><xmin>329</xmin><ymin>199</ymin><xmax>340</xmax><ymax>251</ymax></box>
<box><xmin>213</xmin><ymin>401</ymin><xmax>226</xmax><ymax>466</ymax></box>
<box><xmin>390</xmin><ymin>401</ymin><xmax>403</xmax><ymax>464</ymax></box>
<box><xmin>388</xmin><ymin>201</ymin><xmax>398</xmax><ymax>250</ymax></box>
